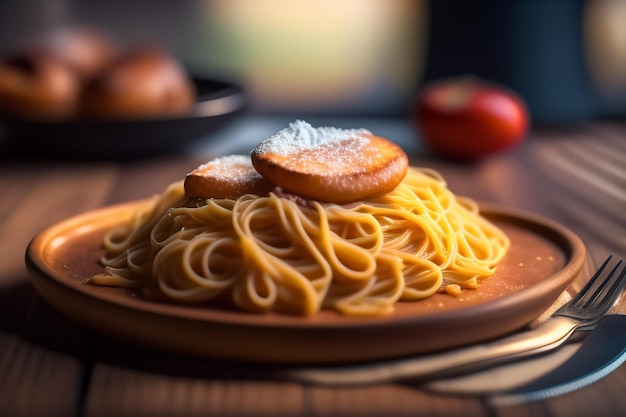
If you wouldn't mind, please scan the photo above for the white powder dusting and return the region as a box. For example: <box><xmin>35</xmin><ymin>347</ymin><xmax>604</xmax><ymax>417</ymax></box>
<box><xmin>253</xmin><ymin>120</ymin><xmax>371</xmax><ymax>156</ymax></box>
<box><xmin>252</xmin><ymin>120</ymin><xmax>380</xmax><ymax>175</ymax></box>
<box><xmin>193</xmin><ymin>155</ymin><xmax>262</xmax><ymax>184</ymax></box>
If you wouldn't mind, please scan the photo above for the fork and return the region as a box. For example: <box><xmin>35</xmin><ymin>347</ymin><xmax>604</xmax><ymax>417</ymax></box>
<box><xmin>553</xmin><ymin>255</ymin><xmax>626</xmax><ymax>328</ymax></box>
<box><xmin>285</xmin><ymin>256</ymin><xmax>626</xmax><ymax>386</ymax></box>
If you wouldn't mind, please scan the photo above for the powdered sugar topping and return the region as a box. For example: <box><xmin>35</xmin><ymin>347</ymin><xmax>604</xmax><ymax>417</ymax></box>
<box><xmin>192</xmin><ymin>155</ymin><xmax>262</xmax><ymax>184</ymax></box>
<box><xmin>253</xmin><ymin>120</ymin><xmax>371</xmax><ymax>156</ymax></box>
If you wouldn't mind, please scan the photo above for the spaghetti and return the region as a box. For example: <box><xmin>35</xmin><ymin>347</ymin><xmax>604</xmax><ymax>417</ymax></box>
<box><xmin>89</xmin><ymin>167</ymin><xmax>510</xmax><ymax>316</ymax></box>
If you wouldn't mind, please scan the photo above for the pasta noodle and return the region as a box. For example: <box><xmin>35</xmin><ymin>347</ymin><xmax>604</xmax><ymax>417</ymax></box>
<box><xmin>89</xmin><ymin>167</ymin><xmax>510</xmax><ymax>316</ymax></box>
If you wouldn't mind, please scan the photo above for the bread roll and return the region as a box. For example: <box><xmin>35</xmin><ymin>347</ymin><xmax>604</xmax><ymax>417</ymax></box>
<box><xmin>0</xmin><ymin>51</ymin><xmax>80</xmax><ymax>120</ymax></box>
<box><xmin>81</xmin><ymin>47</ymin><xmax>195</xmax><ymax>119</ymax></box>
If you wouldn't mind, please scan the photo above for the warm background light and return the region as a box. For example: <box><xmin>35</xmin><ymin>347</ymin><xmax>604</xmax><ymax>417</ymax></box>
<box><xmin>584</xmin><ymin>0</ymin><xmax>626</xmax><ymax>114</ymax></box>
<box><xmin>0</xmin><ymin>0</ymin><xmax>625</xmax><ymax>118</ymax></box>
<box><xmin>190</xmin><ymin>0</ymin><xmax>426</xmax><ymax>115</ymax></box>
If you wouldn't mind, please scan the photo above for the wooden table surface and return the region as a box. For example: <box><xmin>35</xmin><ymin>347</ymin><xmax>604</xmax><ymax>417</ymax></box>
<box><xmin>1</xmin><ymin>116</ymin><xmax>625</xmax><ymax>417</ymax></box>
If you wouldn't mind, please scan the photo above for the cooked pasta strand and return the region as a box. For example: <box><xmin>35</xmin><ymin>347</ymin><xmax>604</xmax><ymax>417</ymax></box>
<box><xmin>89</xmin><ymin>168</ymin><xmax>510</xmax><ymax>316</ymax></box>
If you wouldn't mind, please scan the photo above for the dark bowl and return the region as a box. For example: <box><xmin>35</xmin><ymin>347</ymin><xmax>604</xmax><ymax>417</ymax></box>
<box><xmin>0</xmin><ymin>77</ymin><xmax>246</xmax><ymax>160</ymax></box>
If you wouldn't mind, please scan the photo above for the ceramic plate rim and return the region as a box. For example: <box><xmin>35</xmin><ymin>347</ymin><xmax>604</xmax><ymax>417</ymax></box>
<box><xmin>25</xmin><ymin>199</ymin><xmax>587</xmax><ymax>362</ymax></box>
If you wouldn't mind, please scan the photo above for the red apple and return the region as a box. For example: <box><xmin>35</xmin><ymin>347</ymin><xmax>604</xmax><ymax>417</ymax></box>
<box><xmin>414</xmin><ymin>76</ymin><xmax>529</xmax><ymax>160</ymax></box>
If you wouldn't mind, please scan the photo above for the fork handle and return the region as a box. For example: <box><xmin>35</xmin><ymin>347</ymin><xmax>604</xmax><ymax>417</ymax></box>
<box><xmin>285</xmin><ymin>317</ymin><xmax>580</xmax><ymax>386</ymax></box>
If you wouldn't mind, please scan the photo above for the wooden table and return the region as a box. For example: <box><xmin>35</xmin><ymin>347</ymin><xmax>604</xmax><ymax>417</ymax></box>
<box><xmin>1</xmin><ymin>116</ymin><xmax>625</xmax><ymax>417</ymax></box>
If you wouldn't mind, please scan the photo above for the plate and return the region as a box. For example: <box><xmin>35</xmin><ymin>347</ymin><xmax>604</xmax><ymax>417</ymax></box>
<box><xmin>26</xmin><ymin>201</ymin><xmax>586</xmax><ymax>364</ymax></box>
<box><xmin>0</xmin><ymin>77</ymin><xmax>246</xmax><ymax>160</ymax></box>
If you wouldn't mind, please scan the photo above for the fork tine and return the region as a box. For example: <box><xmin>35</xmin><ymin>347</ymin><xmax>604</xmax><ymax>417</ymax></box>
<box><xmin>556</xmin><ymin>255</ymin><xmax>626</xmax><ymax>321</ymax></box>
<box><xmin>571</xmin><ymin>255</ymin><xmax>613</xmax><ymax>306</ymax></box>
<box><xmin>582</xmin><ymin>259</ymin><xmax>625</xmax><ymax>310</ymax></box>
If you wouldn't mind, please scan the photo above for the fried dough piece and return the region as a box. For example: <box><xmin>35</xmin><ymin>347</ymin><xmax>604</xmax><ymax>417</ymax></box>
<box><xmin>184</xmin><ymin>155</ymin><xmax>274</xmax><ymax>199</ymax></box>
<box><xmin>251</xmin><ymin>120</ymin><xmax>408</xmax><ymax>204</ymax></box>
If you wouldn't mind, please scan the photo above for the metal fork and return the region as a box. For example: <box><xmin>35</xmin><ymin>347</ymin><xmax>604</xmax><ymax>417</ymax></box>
<box><xmin>553</xmin><ymin>255</ymin><xmax>626</xmax><ymax>328</ymax></box>
<box><xmin>285</xmin><ymin>256</ymin><xmax>626</xmax><ymax>386</ymax></box>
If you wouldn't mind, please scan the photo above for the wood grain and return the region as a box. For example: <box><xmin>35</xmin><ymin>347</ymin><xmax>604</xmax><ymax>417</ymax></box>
<box><xmin>1</xmin><ymin>119</ymin><xmax>625</xmax><ymax>417</ymax></box>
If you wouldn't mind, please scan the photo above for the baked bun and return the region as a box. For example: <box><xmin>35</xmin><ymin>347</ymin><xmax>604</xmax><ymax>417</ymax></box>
<box><xmin>81</xmin><ymin>47</ymin><xmax>195</xmax><ymax>119</ymax></box>
<box><xmin>251</xmin><ymin>120</ymin><xmax>409</xmax><ymax>204</ymax></box>
<box><xmin>0</xmin><ymin>51</ymin><xmax>80</xmax><ymax>120</ymax></box>
<box><xmin>185</xmin><ymin>155</ymin><xmax>275</xmax><ymax>199</ymax></box>
<box><xmin>37</xmin><ymin>27</ymin><xmax>117</xmax><ymax>83</ymax></box>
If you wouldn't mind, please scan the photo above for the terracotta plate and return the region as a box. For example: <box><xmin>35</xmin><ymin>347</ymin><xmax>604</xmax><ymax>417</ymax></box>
<box><xmin>26</xmin><ymin>200</ymin><xmax>586</xmax><ymax>364</ymax></box>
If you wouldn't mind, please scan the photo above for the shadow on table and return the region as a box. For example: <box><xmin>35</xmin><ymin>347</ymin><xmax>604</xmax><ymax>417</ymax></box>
<box><xmin>2</xmin><ymin>278</ymin><xmax>321</xmax><ymax>382</ymax></box>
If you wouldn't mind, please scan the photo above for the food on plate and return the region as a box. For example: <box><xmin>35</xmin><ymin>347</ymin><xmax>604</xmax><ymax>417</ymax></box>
<box><xmin>415</xmin><ymin>76</ymin><xmax>528</xmax><ymax>160</ymax></box>
<box><xmin>81</xmin><ymin>46</ymin><xmax>196</xmax><ymax>119</ymax></box>
<box><xmin>89</xmin><ymin>120</ymin><xmax>510</xmax><ymax>316</ymax></box>
<box><xmin>36</xmin><ymin>26</ymin><xmax>118</xmax><ymax>83</ymax></box>
<box><xmin>184</xmin><ymin>155</ymin><xmax>275</xmax><ymax>199</ymax></box>
<box><xmin>251</xmin><ymin>120</ymin><xmax>408</xmax><ymax>204</ymax></box>
<box><xmin>0</xmin><ymin>51</ymin><xmax>81</xmax><ymax>119</ymax></box>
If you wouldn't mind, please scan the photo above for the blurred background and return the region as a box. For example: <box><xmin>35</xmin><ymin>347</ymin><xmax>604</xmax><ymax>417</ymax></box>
<box><xmin>0</xmin><ymin>0</ymin><xmax>625</xmax><ymax>123</ymax></box>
